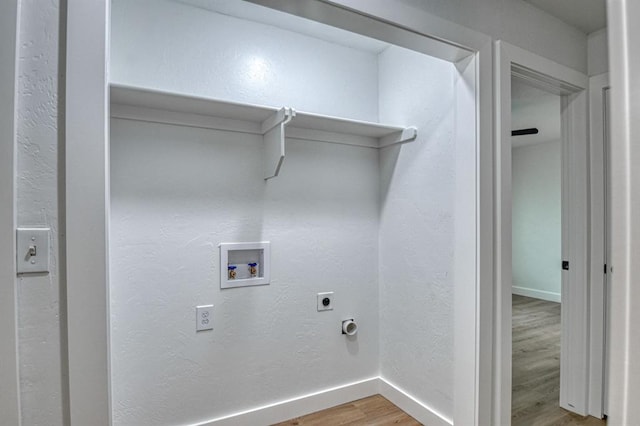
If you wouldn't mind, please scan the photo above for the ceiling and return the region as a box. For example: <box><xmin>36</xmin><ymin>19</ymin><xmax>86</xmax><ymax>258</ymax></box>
<box><xmin>511</xmin><ymin>77</ymin><xmax>561</xmax><ymax>148</ymax></box>
<box><xmin>176</xmin><ymin>0</ymin><xmax>390</xmax><ymax>53</ymax></box>
<box><xmin>524</xmin><ymin>0</ymin><xmax>606</xmax><ymax>33</ymax></box>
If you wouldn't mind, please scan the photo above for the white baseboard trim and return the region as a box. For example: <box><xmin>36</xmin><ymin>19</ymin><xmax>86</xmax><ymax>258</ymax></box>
<box><xmin>379</xmin><ymin>378</ymin><xmax>453</xmax><ymax>426</ymax></box>
<box><xmin>192</xmin><ymin>377</ymin><xmax>379</xmax><ymax>426</ymax></box>
<box><xmin>512</xmin><ymin>285</ymin><xmax>561</xmax><ymax>303</ymax></box>
<box><xmin>190</xmin><ymin>377</ymin><xmax>452</xmax><ymax>426</ymax></box>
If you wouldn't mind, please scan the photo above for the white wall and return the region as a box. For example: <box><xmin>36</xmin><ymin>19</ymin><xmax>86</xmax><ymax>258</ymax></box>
<box><xmin>588</xmin><ymin>28</ymin><xmax>609</xmax><ymax>76</ymax></box>
<box><xmin>110</xmin><ymin>2</ymin><xmax>462</xmax><ymax>424</ymax></box>
<box><xmin>110</xmin><ymin>0</ymin><xmax>379</xmax><ymax>122</ymax></box>
<box><xmin>393</xmin><ymin>0</ymin><xmax>588</xmax><ymax>73</ymax></box>
<box><xmin>511</xmin><ymin>142</ymin><xmax>562</xmax><ymax>302</ymax></box>
<box><xmin>378</xmin><ymin>46</ymin><xmax>455</xmax><ymax>420</ymax></box>
<box><xmin>110</xmin><ymin>121</ymin><xmax>380</xmax><ymax>425</ymax></box>
<box><xmin>110</xmin><ymin>1</ymin><xmax>383</xmax><ymax>424</ymax></box>
<box><xmin>15</xmin><ymin>1</ymin><xmax>68</xmax><ymax>425</ymax></box>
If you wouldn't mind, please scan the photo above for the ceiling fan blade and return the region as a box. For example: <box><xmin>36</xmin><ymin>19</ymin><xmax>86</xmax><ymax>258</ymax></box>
<box><xmin>511</xmin><ymin>128</ymin><xmax>539</xmax><ymax>136</ymax></box>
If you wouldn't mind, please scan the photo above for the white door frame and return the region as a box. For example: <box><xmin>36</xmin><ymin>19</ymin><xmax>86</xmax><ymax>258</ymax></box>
<box><xmin>0</xmin><ymin>0</ymin><xmax>21</xmax><ymax>424</ymax></box>
<box><xmin>65</xmin><ymin>1</ymin><xmax>111</xmax><ymax>425</ymax></box>
<box><xmin>66</xmin><ymin>0</ymin><xmax>494</xmax><ymax>424</ymax></box>
<box><xmin>494</xmin><ymin>41</ymin><xmax>589</xmax><ymax>424</ymax></box>
<box><xmin>606</xmin><ymin>1</ymin><xmax>640</xmax><ymax>422</ymax></box>
<box><xmin>588</xmin><ymin>72</ymin><xmax>610</xmax><ymax>418</ymax></box>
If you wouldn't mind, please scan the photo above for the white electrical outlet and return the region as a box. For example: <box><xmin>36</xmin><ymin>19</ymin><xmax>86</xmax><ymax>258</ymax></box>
<box><xmin>196</xmin><ymin>305</ymin><xmax>214</xmax><ymax>331</ymax></box>
<box><xmin>317</xmin><ymin>292</ymin><xmax>334</xmax><ymax>311</ymax></box>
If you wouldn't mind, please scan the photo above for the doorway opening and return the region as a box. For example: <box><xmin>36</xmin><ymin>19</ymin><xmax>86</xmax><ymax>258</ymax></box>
<box><xmin>494</xmin><ymin>41</ymin><xmax>609</xmax><ymax>426</ymax></box>
<box><xmin>510</xmin><ymin>77</ymin><xmax>562</xmax><ymax>424</ymax></box>
<box><xmin>509</xmin><ymin>78</ymin><xmax>605</xmax><ymax>425</ymax></box>
<box><xmin>104</xmin><ymin>1</ymin><xmax>480</xmax><ymax>425</ymax></box>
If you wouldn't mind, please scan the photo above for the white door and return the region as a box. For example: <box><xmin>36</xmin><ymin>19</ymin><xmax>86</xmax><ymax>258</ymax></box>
<box><xmin>558</xmin><ymin>90</ymin><xmax>590</xmax><ymax>415</ymax></box>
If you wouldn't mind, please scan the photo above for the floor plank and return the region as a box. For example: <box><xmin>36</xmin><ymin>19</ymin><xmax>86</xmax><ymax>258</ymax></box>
<box><xmin>512</xmin><ymin>294</ymin><xmax>607</xmax><ymax>426</ymax></box>
<box><xmin>273</xmin><ymin>395</ymin><xmax>422</xmax><ymax>426</ymax></box>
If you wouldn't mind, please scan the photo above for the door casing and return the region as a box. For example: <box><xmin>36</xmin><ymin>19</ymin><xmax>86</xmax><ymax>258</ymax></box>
<box><xmin>0</xmin><ymin>0</ymin><xmax>21</xmax><ymax>424</ymax></box>
<box><xmin>494</xmin><ymin>40</ymin><xmax>590</xmax><ymax>424</ymax></box>
<box><xmin>588</xmin><ymin>72</ymin><xmax>610</xmax><ymax>418</ymax></box>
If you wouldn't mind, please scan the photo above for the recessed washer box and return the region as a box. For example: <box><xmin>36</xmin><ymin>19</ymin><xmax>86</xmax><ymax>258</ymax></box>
<box><xmin>219</xmin><ymin>242</ymin><xmax>270</xmax><ymax>289</ymax></box>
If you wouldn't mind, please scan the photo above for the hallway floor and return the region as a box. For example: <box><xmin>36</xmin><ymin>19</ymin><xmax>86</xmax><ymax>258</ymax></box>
<box><xmin>512</xmin><ymin>294</ymin><xmax>606</xmax><ymax>425</ymax></box>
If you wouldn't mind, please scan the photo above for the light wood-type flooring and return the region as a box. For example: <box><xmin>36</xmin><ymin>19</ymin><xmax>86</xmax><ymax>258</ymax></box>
<box><xmin>512</xmin><ymin>294</ymin><xmax>606</xmax><ymax>426</ymax></box>
<box><xmin>274</xmin><ymin>395</ymin><xmax>421</xmax><ymax>426</ymax></box>
<box><xmin>275</xmin><ymin>295</ymin><xmax>606</xmax><ymax>426</ymax></box>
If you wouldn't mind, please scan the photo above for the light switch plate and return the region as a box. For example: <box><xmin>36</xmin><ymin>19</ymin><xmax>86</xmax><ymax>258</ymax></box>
<box><xmin>16</xmin><ymin>227</ymin><xmax>50</xmax><ymax>274</ymax></box>
<box><xmin>196</xmin><ymin>305</ymin><xmax>214</xmax><ymax>331</ymax></box>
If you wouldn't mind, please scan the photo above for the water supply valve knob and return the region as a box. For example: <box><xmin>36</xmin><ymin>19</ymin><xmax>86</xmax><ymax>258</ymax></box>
<box><xmin>228</xmin><ymin>265</ymin><xmax>237</xmax><ymax>279</ymax></box>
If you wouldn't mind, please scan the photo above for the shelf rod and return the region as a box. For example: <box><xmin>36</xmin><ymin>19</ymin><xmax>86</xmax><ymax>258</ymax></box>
<box><xmin>378</xmin><ymin>127</ymin><xmax>418</xmax><ymax>148</ymax></box>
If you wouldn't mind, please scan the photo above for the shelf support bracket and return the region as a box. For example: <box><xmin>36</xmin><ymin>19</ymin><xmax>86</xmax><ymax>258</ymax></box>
<box><xmin>263</xmin><ymin>107</ymin><xmax>295</xmax><ymax>180</ymax></box>
<box><xmin>378</xmin><ymin>126</ymin><xmax>418</xmax><ymax>148</ymax></box>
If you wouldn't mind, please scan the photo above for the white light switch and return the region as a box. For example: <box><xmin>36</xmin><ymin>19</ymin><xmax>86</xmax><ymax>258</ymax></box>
<box><xmin>16</xmin><ymin>227</ymin><xmax>50</xmax><ymax>274</ymax></box>
<box><xmin>196</xmin><ymin>305</ymin><xmax>214</xmax><ymax>331</ymax></box>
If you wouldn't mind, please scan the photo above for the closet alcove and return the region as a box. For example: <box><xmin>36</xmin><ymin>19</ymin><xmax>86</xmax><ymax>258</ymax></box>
<box><xmin>109</xmin><ymin>1</ymin><xmax>464</xmax><ymax>424</ymax></box>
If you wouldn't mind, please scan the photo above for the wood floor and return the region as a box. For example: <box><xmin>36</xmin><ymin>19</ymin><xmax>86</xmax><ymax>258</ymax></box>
<box><xmin>274</xmin><ymin>395</ymin><xmax>421</xmax><ymax>426</ymax></box>
<box><xmin>512</xmin><ymin>294</ymin><xmax>606</xmax><ymax>426</ymax></box>
<box><xmin>275</xmin><ymin>295</ymin><xmax>607</xmax><ymax>426</ymax></box>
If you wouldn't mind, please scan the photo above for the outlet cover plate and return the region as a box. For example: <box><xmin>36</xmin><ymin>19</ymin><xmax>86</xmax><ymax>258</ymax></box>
<box><xmin>317</xmin><ymin>292</ymin><xmax>334</xmax><ymax>311</ymax></box>
<box><xmin>16</xmin><ymin>227</ymin><xmax>50</xmax><ymax>274</ymax></box>
<box><xmin>196</xmin><ymin>305</ymin><xmax>214</xmax><ymax>331</ymax></box>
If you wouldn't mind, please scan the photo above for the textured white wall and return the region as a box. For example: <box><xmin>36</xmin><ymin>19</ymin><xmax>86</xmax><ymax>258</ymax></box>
<box><xmin>15</xmin><ymin>1</ymin><xmax>67</xmax><ymax>425</ymax></box>
<box><xmin>588</xmin><ymin>28</ymin><xmax>609</xmax><ymax>76</ymax></box>
<box><xmin>393</xmin><ymin>0</ymin><xmax>587</xmax><ymax>73</ymax></box>
<box><xmin>512</xmin><ymin>141</ymin><xmax>562</xmax><ymax>301</ymax></box>
<box><xmin>110</xmin><ymin>121</ymin><xmax>380</xmax><ymax>425</ymax></box>
<box><xmin>110</xmin><ymin>0</ymin><xmax>379</xmax><ymax>122</ymax></box>
<box><xmin>378</xmin><ymin>46</ymin><xmax>455</xmax><ymax>419</ymax></box>
<box><xmin>110</xmin><ymin>3</ymin><xmax>460</xmax><ymax>424</ymax></box>
<box><xmin>110</xmin><ymin>2</ymin><xmax>382</xmax><ymax>424</ymax></box>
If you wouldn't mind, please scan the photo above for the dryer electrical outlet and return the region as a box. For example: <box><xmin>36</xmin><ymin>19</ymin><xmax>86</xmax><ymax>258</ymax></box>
<box><xmin>317</xmin><ymin>292</ymin><xmax>334</xmax><ymax>311</ymax></box>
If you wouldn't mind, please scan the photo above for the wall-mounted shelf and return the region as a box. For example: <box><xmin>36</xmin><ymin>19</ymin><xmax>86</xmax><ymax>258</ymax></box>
<box><xmin>110</xmin><ymin>84</ymin><xmax>417</xmax><ymax>179</ymax></box>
